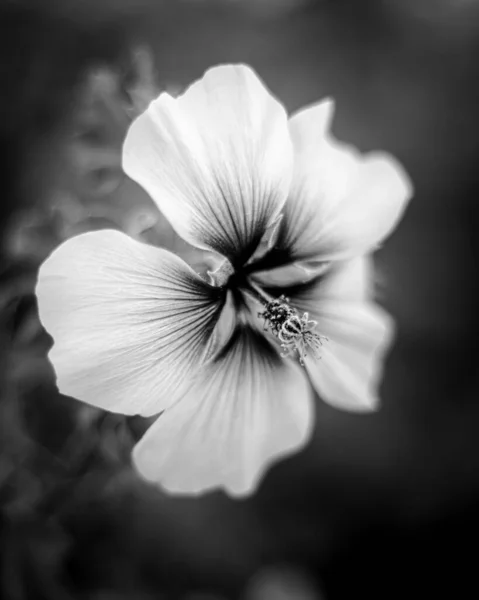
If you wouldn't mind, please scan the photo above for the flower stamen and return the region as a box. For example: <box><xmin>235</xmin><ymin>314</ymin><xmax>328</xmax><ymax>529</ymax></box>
<box><xmin>258</xmin><ymin>294</ymin><xmax>328</xmax><ymax>366</ymax></box>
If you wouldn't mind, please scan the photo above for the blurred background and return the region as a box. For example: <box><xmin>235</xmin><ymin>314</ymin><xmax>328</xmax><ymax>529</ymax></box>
<box><xmin>1</xmin><ymin>0</ymin><xmax>479</xmax><ymax>598</ymax></box>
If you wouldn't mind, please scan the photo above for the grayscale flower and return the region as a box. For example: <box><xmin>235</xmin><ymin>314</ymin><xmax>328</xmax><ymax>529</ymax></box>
<box><xmin>36</xmin><ymin>65</ymin><xmax>412</xmax><ymax>496</ymax></box>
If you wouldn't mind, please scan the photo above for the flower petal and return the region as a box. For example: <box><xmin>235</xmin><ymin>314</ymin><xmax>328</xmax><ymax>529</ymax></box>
<box><xmin>123</xmin><ymin>64</ymin><xmax>293</xmax><ymax>267</ymax></box>
<box><xmin>251</xmin><ymin>259</ymin><xmax>331</xmax><ymax>289</ymax></box>
<box><xmin>278</xmin><ymin>100</ymin><xmax>412</xmax><ymax>261</ymax></box>
<box><xmin>287</xmin><ymin>258</ymin><xmax>393</xmax><ymax>411</ymax></box>
<box><xmin>309</xmin><ymin>255</ymin><xmax>373</xmax><ymax>302</ymax></box>
<box><xmin>305</xmin><ymin>304</ymin><xmax>392</xmax><ymax>412</ymax></box>
<box><xmin>132</xmin><ymin>326</ymin><xmax>313</xmax><ymax>496</ymax></box>
<box><xmin>36</xmin><ymin>230</ymin><xmax>225</xmax><ymax>416</ymax></box>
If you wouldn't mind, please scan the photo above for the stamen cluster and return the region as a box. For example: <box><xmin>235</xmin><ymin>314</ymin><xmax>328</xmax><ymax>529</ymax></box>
<box><xmin>259</xmin><ymin>295</ymin><xmax>328</xmax><ymax>366</ymax></box>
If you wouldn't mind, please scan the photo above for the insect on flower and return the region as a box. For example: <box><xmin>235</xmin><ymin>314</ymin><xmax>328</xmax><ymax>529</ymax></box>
<box><xmin>36</xmin><ymin>64</ymin><xmax>412</xmax><ymax>496</ymax></box>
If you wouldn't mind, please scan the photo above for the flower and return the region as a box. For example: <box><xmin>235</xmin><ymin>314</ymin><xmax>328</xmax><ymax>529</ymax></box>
<box><xmin>36</xmin><ymin>64</ymin><xmax>412</xmax><ymax>497</ymax></box>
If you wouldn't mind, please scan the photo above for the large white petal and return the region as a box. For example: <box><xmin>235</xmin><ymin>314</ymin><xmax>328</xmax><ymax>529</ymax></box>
<box><xmin>287</xmin><ymin>258</ymin><xmax>393</xmax><ymax>411</ymax></box>
<box><xmin>36</xmin><ymin>230</ymin><xmax>225</xmax><ymax>416</ymax></box>
<box><xmin>123</xmin><ymin>64</ymin><xmax>293</xmax><ymax>267</ymax></box>
<box><xmin>278</xmin><ymin>100</ymin><xmax>412</xmax><ymax>261</ymax></box>
<box><xmin>133</xmin><ymin>326</ymin><xmax>313</xmax><ymax>497</ymax></box>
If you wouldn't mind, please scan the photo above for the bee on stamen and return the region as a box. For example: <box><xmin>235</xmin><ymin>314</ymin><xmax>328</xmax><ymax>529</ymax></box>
<box><xmin>259</xmin><ymin>295</ymin><xmax>328</xmax><ymax>366</ymax></box>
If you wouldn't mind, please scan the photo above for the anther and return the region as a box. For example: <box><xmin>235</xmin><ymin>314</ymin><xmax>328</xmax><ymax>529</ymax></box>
<box><xmin>259</xmin><ymin>295</ymin><xmax>328</xmax><ymax>366</ymax></box>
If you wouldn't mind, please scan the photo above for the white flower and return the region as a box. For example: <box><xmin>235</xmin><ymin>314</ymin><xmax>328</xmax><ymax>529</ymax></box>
<box><xmin>36</xmin><ymin>65</ymin><xmax>412</xmax><ymax>497</ymax></box>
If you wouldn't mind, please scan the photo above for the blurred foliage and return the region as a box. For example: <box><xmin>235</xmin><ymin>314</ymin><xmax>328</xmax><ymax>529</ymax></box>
<box><xmin>1</xmin><ymin>0</ymin><xmax>479</xmax><ymax>599</ymax></box>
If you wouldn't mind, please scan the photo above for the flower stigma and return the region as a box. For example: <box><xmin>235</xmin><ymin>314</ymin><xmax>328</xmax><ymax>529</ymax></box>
<box><xmin>247</xmin><ymin>283</ymin><xmax>328</xmax><ymax>366</ymax></box>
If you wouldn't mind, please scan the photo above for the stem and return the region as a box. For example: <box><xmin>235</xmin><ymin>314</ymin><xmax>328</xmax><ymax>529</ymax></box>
<box><xmin>243</xmin><ymin>279</ymin><xmax>275</xmax><ymax>307</ymax></box>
